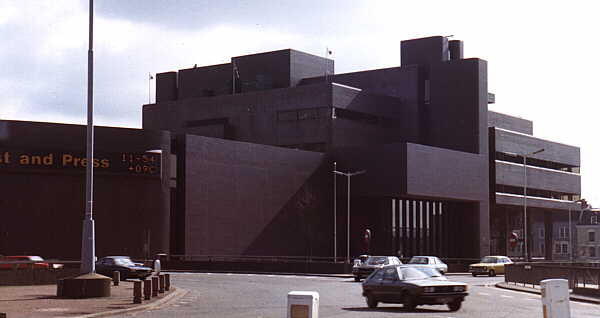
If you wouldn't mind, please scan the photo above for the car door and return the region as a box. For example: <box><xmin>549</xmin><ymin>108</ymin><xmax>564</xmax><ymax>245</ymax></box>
<box><xmin>365</xmin><ymin>268</ymin><xmax>385</xmax><ymax>298</ymax></box>
<box><xmin>497</xmin><ymin>258</ymin><xmax>507</xmax><ymax>274</ymax></box>
<box><xmin>380</xmin><ymin>267</ymin><xmax>403</xmax><ymax>302</ymax></box>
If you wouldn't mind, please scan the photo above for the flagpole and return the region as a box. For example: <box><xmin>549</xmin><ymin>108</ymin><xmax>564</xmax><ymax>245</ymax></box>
<box><xmin>148</xmin><ymin>73</ymin><xmax>152</xmax><ymax>104</ymax></box>
<box><xmin>325</xmin><ymin>47</ymin><xmax>329</xmax><ymax>83</ymax></box>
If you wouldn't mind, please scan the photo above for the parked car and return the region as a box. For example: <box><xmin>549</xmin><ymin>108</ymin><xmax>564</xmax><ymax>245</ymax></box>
<box><xmin>406</xmin><ymin>256</ymin><xmax>448</xmax><ymax>274</ymax></box>
<box><xmin>95</xmin><ymin>256</ymin><xmax>153</xmax><ymax>280</ymax></box>
<box><xmin>469</xmin><ymin>256</ymin><xmax>512</xmax><ymax>277</ymax></box>
<box><xmin>362</xmin><ymin>265</ymin><xmax>468</xmax><ymax>311</ymax></box>
<box><xmin>412</xmin><ymin>266</ymin><xmax>447</xmax><ymax>280</ymax></box>
<box><xmin>352</xmin><ymin>256</ymin><xmax>402</xmax><ymax>282</ymax></box>
<box><xmin>0</xmin><ymin>256</ymin><xmax>63</xmax><ymax>269</ymax></box>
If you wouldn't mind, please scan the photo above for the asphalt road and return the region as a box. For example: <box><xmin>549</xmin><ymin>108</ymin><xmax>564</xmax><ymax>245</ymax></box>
<box><xmin>114</xmin><ymin>273</ymin><xmax>599</xmax><ymax>318</ymax></box>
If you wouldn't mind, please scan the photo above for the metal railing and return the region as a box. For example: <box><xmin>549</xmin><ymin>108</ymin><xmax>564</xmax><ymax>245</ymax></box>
<box><xmin>505</xmin><ymin>262</ymin><xmax>600</xmax><ymax>290</ymax></box>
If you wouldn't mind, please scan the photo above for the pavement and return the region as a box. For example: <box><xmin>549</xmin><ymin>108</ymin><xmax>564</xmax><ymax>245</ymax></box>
<box><xmin>0</xmin><ymin>280</ymin><xmax>186</xmax><ymax>318</ymax></box>
<box><xmin>496</xmin><ymin>281</ymin><xmax>600</xmax><ymax>305</ymax></box>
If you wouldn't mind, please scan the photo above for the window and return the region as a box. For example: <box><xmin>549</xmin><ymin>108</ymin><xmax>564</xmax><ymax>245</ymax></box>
<box><xmin>561</xmin><ymin>243</ymin><xmax>569</xmax><ymax>255</ymax></box>
<box><xmin>555</xmin><ymin>243</ymin><xmax>561</xmax><ymax>254</ymax></box>
<box><xmin>559</xmin><ymin>227</ymin><xmax>569</xmax><ymax>239</ymax></box>
<box><xmin>540</xmin><ymin>243</ymin><xmax>545</xmax><ymax>255</ymax></box>
<box><xmin>590</xmin><ymin>247</ymin><xmax>597</xmax><ymax>257</ymax></box>
<box><xmin>589</xmin><ymin>231</ymin><xmax>596</xmax><ymax>242</ymax></box>
<box><xmin>539</xmin><ymin>228</ymin><xmax>545</xmax><ymax>238</ymax></box>
<box><xmin>592</xmin><ymin>216</ymin><xmax>598</xmax><ymax>225</ymax></box>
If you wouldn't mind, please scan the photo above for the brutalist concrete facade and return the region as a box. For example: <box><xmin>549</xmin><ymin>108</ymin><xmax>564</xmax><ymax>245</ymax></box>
<box><xmin>144</xmin><ymin>36</ymin><xmax>503</xmax><ymax>259</ymax></box>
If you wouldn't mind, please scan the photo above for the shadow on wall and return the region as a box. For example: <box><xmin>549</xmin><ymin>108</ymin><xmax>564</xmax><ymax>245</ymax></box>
<box><xmin>243</xmin><ymin>160</ymin><xmax>331</xmax><ymax>257</ymax></box>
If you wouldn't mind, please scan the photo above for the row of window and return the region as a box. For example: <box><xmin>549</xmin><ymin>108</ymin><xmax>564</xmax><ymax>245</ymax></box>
<box><xmin>496</xmin><ymin>184</ymin><xmax>580</xmax><ymax>201</ymax></box>
<box><xmin>495</xmin><ymin>152</ymin><xmax>581</xmax><ymax>173</ymax></box>
<box><xmin>536</xmin><ymin>227</ymin><xmax>570</xmax><ymax>239</ymax></box>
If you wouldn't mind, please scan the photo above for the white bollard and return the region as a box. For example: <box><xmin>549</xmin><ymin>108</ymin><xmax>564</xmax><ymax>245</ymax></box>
<box><xmin>153</xmin><ymin>259</ymin><xmax>161</xmax><ymax>276</ymax></box>
<box><xmin>540</xmin><ymin>279</ymin><xmax>571</xmax><ymax>318</ymax></box>
<box><xmin>287</xmin><ymin>291</ymin><xmax>319</xmax><ymax>318</ymax></box>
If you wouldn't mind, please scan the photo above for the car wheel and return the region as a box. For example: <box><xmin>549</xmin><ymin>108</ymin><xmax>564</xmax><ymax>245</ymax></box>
<box><xmin>472</xmin><ymin>273</ymin><xmax>477</xmax><ymax>277</ymax></box>
<box><xmin>354</xmin><ymin>276</ymin><xmax>361</xmax><ymax>282</ymax></box>
<box><xmin>366</xmin><ymin>293</ymin><xmax>378</xmax><ymax>308</ymax></box>
<box><xmin>448</xmin><ymin>300</ymin><xmax>462</xmax><ymax>312</ymax></box>
<box><xmin>488</xmin><ymin>269</ymin><xmax>496</xmax><ymax>277</ymax></box>
<box><xmin>404</xmin><ymin>296</ymin><xmax>417</xmax><ymax>311</ymax></box>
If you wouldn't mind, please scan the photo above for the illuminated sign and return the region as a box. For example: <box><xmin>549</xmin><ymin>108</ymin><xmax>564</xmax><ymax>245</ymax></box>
<box><xmin>0</xmin><ymin>150</ymin><xmax>161</xmax><ymax>177</ymax></box>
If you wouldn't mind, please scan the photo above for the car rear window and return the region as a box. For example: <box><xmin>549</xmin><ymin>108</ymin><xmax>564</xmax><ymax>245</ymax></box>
<box><xmin>400</xmin><ymin>267</ymin><xmax>429</xmax><ymax>280</ymax></box>
<box><xmin>480</xmin><ymin>257</ymin><xmax>498</xmax><ymax>263</ymax></box>
<box><xmin>366</xmin><ymin>257</ymin><xmax>388</xmax><ymax>265</ymax></box>
<box><xmin>408</xmin><ymin>257</ymin><xmax>428</xmax><ymax>264</ymax></box>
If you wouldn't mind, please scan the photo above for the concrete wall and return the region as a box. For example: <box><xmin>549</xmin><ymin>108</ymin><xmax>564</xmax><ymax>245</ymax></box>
<box><xmin>182</xmin><ymin>135</ymin><xmax>329</xmax><ymax>256</ymax></box>
<box><xmin>495</xmin><ymin>161</ymin><xmax>581</xmax><ymax>194</ymax></box>
<box><xmin>494</xmin><ymin>128</ymin><xmax>580</xmax><ymax>167</ymax></box>
<box><xmin>488</xmin><ymin>111</ymin><xmax>533</xmax><ymax>135</ymax></box>
<box><xmin>426</xmin><ymin>58</ymin><xmax>488</xmax><ymax>155</ymax></box>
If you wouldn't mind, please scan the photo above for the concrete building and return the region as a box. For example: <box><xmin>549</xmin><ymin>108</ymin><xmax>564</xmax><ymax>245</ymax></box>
<box><xmin>0</xmin><ymin>36</ymin><xmax>582</xmax><ymax>261</ymax></box>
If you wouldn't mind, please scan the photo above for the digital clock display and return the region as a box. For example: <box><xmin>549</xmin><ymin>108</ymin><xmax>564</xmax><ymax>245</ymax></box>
<box><xmin>120</xmin><ymin>153</ymin><xmax>161</xmax><ymax>175</ymax></box>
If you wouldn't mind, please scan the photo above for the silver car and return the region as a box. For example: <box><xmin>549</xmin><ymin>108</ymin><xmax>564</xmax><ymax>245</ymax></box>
<box><xmin>352</xmin><ymin>256</ymin><xmax>402</xmax><ymax>281</ymax></box>
<box><xmin>407</xmin><ymin>256</ymin><xmax>448</xmax><ymax>274</ymax></box>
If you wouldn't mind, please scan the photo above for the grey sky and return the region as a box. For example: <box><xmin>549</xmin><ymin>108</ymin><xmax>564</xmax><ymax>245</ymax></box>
<box><xmin>1</xmin><ymin>0</ymin><xmax>598</xmax><ymax>202</ymax></box>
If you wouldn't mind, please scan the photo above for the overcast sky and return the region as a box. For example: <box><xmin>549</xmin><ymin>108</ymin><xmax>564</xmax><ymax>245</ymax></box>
<box><xmin>1</xmin><ymin>0</ymin><xmax>598</xmax><ymax>203</ymax></box>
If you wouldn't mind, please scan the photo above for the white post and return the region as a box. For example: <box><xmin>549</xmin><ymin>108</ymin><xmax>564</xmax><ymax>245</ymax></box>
<box><xmin>347</xmin><ymin>175</ymin><xmax>350</xmax><ymax>264</ymax></box>
<box><xmin>540</xmin><ymin>279</ymin><xmax>571</xmax><ymax>318</ymax></box>
<box><xmin>523</xmin><ymin>155</ymin><xmax>528</xmax><ymax>262</ymax></box>
<box><xmin>333</xmin><ymin>162</ymin><xmax>337</xmax><ymax>263</ymax></box>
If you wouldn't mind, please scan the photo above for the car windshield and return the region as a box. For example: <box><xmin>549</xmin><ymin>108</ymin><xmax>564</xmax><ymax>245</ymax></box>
<box><xmin>414</xmin><ymin>267</ymin><xmax>442</xmax><ymax>277</ymax></box>
<box><xmin>400</xmin><ymin>267</ymin><xmax>430</xmax><ymax>280</ymax></box>
<box><xmin>408</xmin><ymin>257</ymin><xmax>428</xmax><ymax>264</ymax></box>
<box><xmin>29</xmin><ymin>256</ymin><xmax>44</xmax><ymax>261</ymax></box>
<box><xmin>114</xmin><ymin>258</ymin><xmax>135</xmax><ymax>266</ymax></box>
<box><xmin>480</xmin><ymin>257</ymin><xmax>498</xmax><ymax>263</ymax></box>
<box><xmin>366</xmin><ymin>257</ymin><xmax>387</xmax><ymax>265</ymax></box>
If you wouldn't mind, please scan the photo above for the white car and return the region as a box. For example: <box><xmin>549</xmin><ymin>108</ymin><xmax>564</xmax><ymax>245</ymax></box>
<box><xmin>406</xmin><ymin>256</ymin><xmax>448</xmax><ymax>274</ymax></box>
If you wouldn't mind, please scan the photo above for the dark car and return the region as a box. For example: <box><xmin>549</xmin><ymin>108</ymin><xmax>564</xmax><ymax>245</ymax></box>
<box><xmin>362</xmin><ymin>265</ymin><xmax>468</xmax><ymax>311</ymax></box>
<box><xmin>352</xmin><ymin>256</ymin><xmax>402</xmax><ymax>282</ymax></box>
<box><xmin>95</xmin><ymin>256</ymin><xmax>153</xmax><ymax>280</ymax></box>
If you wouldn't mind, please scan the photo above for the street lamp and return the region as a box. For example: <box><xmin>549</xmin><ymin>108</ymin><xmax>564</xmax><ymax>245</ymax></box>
<box><xmin>505</xmin><ymin>148</ymin><xmax>544</xmax><ymax>262</ymax></box>
<box><xmin>333</xmin><ymin>165</ymin><xmax>366</xmax><ymax>264</ymax></box>
<box><xmin>81</xmin><ymin>0</ymin><xmax>96</xmax><ymax>274</ymax></box>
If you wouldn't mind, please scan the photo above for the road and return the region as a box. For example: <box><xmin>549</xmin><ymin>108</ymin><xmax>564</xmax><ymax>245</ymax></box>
<box><xmin>114</xmin><ymin>273</ymin><xmax>599</xmax><ymax>317</ymax></box>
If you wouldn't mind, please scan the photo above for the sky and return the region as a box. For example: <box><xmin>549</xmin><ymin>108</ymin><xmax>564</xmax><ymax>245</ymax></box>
<box><xmin>1</xmin><ymin>0</ymin><xmax>598</xmax><ymax>203</ymax></box>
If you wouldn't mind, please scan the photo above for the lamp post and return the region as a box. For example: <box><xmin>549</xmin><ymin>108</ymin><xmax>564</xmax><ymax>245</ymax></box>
<box><xmin>333</xmin><ymin>166</ymin><xmax>366</xmax><ymax>264</ymax></box>
<box><xmin>504</xmin><ymin>148</ymin><xmax>544</xmax><ymax>261</ymax></box>
<box><xmin>523</xmin><ymin>148</ymin><xmax>544</xmax><ymax>262</ymax></box>
<box><xmin>81</xmin><ymin>0</ymin><xmax>96</xmax><ymax>275</ymax></box>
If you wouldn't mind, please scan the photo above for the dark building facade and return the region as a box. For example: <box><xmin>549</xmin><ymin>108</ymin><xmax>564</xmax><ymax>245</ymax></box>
<box><xmin>0</xmin><ymin>120</ymin><xmax>171</xmax><ymax>259</ymax></box>
<box><xmin>1</xmin><ymin>36</ymin><xmax>581</xmax><ymax>261</ymax></box>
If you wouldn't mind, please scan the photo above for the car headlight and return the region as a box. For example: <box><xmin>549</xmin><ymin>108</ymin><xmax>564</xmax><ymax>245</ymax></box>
<box><xmin>453</xmin><ymin>286</ymin><xmax>466</xmax><ymax>292</ymax></box>
<box><xmin>423</xmin><ymin>287</ymin><xmax>435</xmax><ymax>293</ymax></box>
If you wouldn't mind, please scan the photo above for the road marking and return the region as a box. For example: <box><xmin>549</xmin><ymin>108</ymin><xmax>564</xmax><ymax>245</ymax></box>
<box><xmin>478</xmin><ymin>292</ymin><xmax>490</xmax><ymax>296</ymax></box>
<box><xmin>500</xmin><ymin>295</ymin><xmax>513</xmax><ymax>298</ymax></box>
